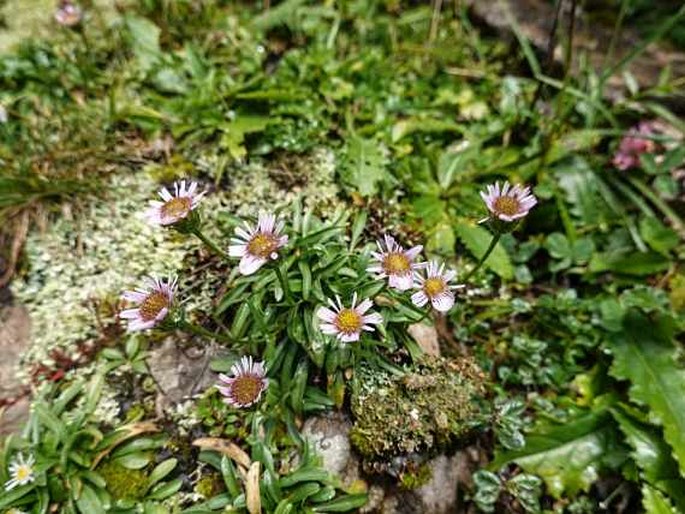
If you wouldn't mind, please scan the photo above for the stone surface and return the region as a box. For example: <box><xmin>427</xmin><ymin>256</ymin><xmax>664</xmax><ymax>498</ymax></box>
<box><xmin>0</xmin><ymin>305</ymin><xmax>31</xmax><ymax>436</ymax></box>
<box><xmin>302</xmin><ymin>413</ymin><xmax>471</xmax><ymax>513</ymax></box>
<box><xmin>407</xmin><ymin>323</ymin><xmax>441</xmax><ymax>357</ymax></box>
<box><xmin>148</xmin><ymin>338</ymin><xmax>224</xmax><ymax>411</ymax></box>
<box><xmin>465</xmin><ymin>0</ymin><xmax>685</xmax><ymax>97</ymax></box>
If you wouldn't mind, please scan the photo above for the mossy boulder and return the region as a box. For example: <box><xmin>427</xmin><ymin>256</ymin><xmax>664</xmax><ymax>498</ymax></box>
<box><xmin>350</xmin><ymin>357</ymin><xmax>489</xmax><ymax>463</ymax></box>
<box><xmin>97</xmin><ymin>461</ymin><xmax>149</xmax><ymax>501</ymax></box>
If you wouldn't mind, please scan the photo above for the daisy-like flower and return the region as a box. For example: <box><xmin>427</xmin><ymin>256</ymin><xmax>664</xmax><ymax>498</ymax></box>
<box><xmin>119</xmin><ymin>276</ymin><xmax>177</xmax><ymax>332</ymax></box>
<box><xmin>144</xmin><ymin>180</ymin><xmax>205</xmax><ymax>226</ymax></box>
<box><xmin>480</xmin><ymin>181</ymin><xmax>537</xmax><ymax>223</ymax></box>
<box><xmin>317</xmin><ymin>293</ymin><xmax>383</xmax><ymax>343</ymax></box>
<box><xmin>229</xmin><ymin>213</ymin><xmax>288</xmax><ymax>275</ymax></box>
<box><xmin>367</xmin><ymin>235</ymin><xmax>424</xmax><ymax>291</ymax></box>
<box><xmin>411</xmin><ymin>261</ymin><xmax>463</xmax><ymax>313</ymax></box>
<box><xmin>54</xmin><ymin>1</ymin><xmax>83</xmax><ymax>27</ymax></box>
<box><xmin>5</xmin><ymin>453</ymin><xmax>35</xmax><ymax>491</ymax></box>
<box><xmin>216</xmin><ymin>356</ymin><xmax>269</xmax><ymax>408</ymax></box>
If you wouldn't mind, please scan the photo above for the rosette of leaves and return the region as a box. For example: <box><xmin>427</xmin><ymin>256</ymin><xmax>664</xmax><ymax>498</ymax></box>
<box><xmin>0</xmin><ymin>374</ymin><xmax>181</xmax><ymax>513</ymax></box>
<box><xmin>215</xmin><ymin>203</ymin><xmax>427</xmax><ymax>411</ymax></box>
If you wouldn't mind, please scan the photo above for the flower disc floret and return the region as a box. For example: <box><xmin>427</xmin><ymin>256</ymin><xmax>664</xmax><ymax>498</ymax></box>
<box><xmin>217</xmin><ymin>356</ymin><xmax>269</xmax><ymax>408</ymax></box>
<box><xmin>480</xmin><ymin>181</ymin><xmax>537</xmax><ymax>223</ymax></box>
<box><xmin>367</xmin><ymin>235</ymin><xmax>424</xmax><ymax>291</ymax></box>
<box><xmin>317</xmin><ymin>293</ymin><xmax>383</xmax><ymax>343</ymax></box>
<box><xmin>229</xmin><ymin>213</ymin><xmax>288</xmax><ymax>275</ymax></box>
<box><xmin>119</xmin><ymin>276</ymin><xmax>177</xmax><ymax>332</ymax></box>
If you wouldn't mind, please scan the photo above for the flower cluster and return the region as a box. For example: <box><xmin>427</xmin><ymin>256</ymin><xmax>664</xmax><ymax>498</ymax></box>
<box><xmin>612</xmin><ymin>121</ymin><xmax>658</xmax><ymax>171</ymax></box>
<box><xmin>118</xmin><ymin>179</ymin><xmax>536</xmax><ymax>409</ymax></box>
<box><xmin>54</xmin><ymin>1</ymin><xmax>83</xmax><ymax>28</ymax></box>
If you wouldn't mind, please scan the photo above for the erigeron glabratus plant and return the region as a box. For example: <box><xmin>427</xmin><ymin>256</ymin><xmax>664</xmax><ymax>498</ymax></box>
<box><xmin>118</xmin><ymin>179</ymin><xmax>537</xmax><ymax>413</ymax></box>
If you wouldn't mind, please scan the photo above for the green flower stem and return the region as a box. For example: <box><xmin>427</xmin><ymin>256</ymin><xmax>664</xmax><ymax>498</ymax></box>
<box><xmin>179</xmin><ymin>319</ymin><xmax>233</xmax><ymax>345</ymax></box>
<box><xmin>191</xmin><ymin>227</ymin><xmax>229</xmax><ymax>259</ymax></box>
<box><xmin>463</xmin><ymin>232</ymin><xmax>502</xmax><ymax>282</ymax></box>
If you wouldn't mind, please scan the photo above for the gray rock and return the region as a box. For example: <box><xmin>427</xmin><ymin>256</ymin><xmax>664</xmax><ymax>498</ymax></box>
<box><xmin>148</xmin><ymin>338</ymin><xmax>223</xmax><ymax>410</ymax></box>
<box><xmin>0</xmin><ymin>305</ymin><xmax>31</xmax><ymax>436</ymax></box>
<box><xmin>407</xmin><ymin>323</ymin><xmax>440</xmax><ymax>357</ymax></box>
<box><xmin>302</xmin><ymin>413</ymin><xmax>470</xmax><ymax>513</ymax></box>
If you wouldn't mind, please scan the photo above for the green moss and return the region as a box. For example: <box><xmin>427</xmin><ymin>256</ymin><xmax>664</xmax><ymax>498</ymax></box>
<box><xmin>350</xmin><ymin>357</ymin><xmax>489</xmax><ymax>462</ymax></box>
<box><xmin>195</xmin><ymin>473</ymin><xmax>224</xmax><ymax>498</ymax></box>
<box><xmin>97</xmin><ymin>461</ymin><xmax>149</xmax><ymax>500</ymax></box>
<box><xmin>399</xmin><ymin>462</ymin><xmax>433</xmax><ymax>490</ymax></box>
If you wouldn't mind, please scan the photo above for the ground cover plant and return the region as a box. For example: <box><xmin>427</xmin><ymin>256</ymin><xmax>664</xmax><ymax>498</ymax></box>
<box><xmin>1</xmin><ymin>0</ymin><xmax>685</xmax><ymax>513</ymax></box>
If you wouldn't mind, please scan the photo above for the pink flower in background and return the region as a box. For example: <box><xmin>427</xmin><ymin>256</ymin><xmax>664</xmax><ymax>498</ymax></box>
<box><xmin>216</xmin><ymin>356</ymin><xmax>269</xmax><ymax>408</ymax></box>
<box><xmin>144</xmin><ymin>180</ymin><xmax>205</xmax><ymax>226</ymax></box>
<box><xmin>367</xmin><ymin>234</ymin><xmax>424</xmax><ymax>291</ymax></box>
<box><xmin>120</xmin><ymin>276</ymin><xmax>177</xmax><ymax>331</ymax></box>
<box><xmin>480</xmin><ymin>181</ymin><xmax>537</xmax><ymax>223</ymax></box>
<box><xmin>612</xmin><ymin>121</ymin><xmax>658</xmax><ymax>171</ymax></box>
<box><xmin>54</xmin><ymin>1</ymin><xmax>83</xmax><ymax>27</ymax></box>
<box><xmin>229</xmin><ymin>213</ymin><xmax>288</xmax><ymax>275</ymax></box>
<box><xmin>317</xmin><ymin>293</ymin><xmax>383</xmax><ymax>343</ymax></box>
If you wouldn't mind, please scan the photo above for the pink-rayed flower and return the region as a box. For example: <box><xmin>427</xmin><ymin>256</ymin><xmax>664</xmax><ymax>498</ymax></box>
<box><xmin>216</xmin><ymin>356</ymin><xmax>269</xmax><ymax>408</ymax></box>
<box><xmin>229</xmin><ymin>213</ymin><xmax>288</xmax><ymax>275</ymax></box>
<box><xmin>317</xmin><ymin>293</ymin><xmax>383</xmax><ymax>343</ymax></box>
<box><xmin>144</xmin><ymin>180</ymin><xmax>205</xmax><ymax>226</ymax></box>
<box><xmin>613</xmin><ymin>121</ymin><xmax>658</xmax><ymax>171</ymax></box>
<box><xmin>5</xmin><ymin>453</ymin><xmax>35</xmax><ymax>491</ymax></box>
<box><xmin>119</xmin><ymin>276</ymin><xmax>177</xmax><ymax>332</ymax></box>
<box><xmin>54</xmin><ymin>1</ymin><xmax>83</xmax><ymax>27</ymax></box>
<box><xmin>411</xmin><ymin>261</ymin><xmax>463</xmax><ymax>313</ymax></box>
<box><xmin>480</xmin><ymin>181</ymin><xmax>537</xmax><ymax>222</ymax></box>
<box><xmin>367</xmin><ymin>235</ymin><xmax>424</xmax><ymax>291</ymax></box>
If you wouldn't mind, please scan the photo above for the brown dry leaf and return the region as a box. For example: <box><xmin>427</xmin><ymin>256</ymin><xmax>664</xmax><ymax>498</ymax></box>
<box><xmin>92</xmin><ymin>421</ymin><xmax>160</xmax><ymax>468</ymax></box>
<box><xmin>192</xmin><ymin>437</ymin><xmax>252</xmax><ymax>469</ymax></box>
<box><xmin>246</xmin><ymin>461</ymin><xmax>262</xmax><ymax>514</ymax></box>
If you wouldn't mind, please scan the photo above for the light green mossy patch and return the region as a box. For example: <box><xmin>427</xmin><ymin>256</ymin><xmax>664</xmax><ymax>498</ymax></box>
<box><xmin>12</xmin><ymin>173</ymin><xmax>190</xmax><ymax>372</ymax></box>
<box><xmin>97</xmin><ymin>460</ymin><xmax>149</xmax><ymax>500</ymax></box>
<box><xmin>350</xmin><ymin>358</ymin><xmax>489</xmax><ymax>462</ymax></box>
<box><xmin>13</xmin><ymin>149</ymin><xmax>341</xmax><ymax>375</ymax></box>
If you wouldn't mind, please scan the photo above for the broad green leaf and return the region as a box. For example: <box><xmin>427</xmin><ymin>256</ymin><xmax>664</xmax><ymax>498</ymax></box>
<box><xmin>609</xmin><ymin>312</ymin><xmax>685</xmax><ymax>478</ymax></box>
<box><xmin>589</xmin><ymin>251</ymin><xmax>670</xmax><ymax>276</ymax></box>
<box><xmin>76</xmin><ymin>484</ymin><xmax>106</xmax><ymax>514</ymax></box>
<box><xmin>611</xmin><ymin>408</ymin><xmax>685</xmax><ymax>510</ymax></box>
<box><xmin>639</xmin><ymin>217</ymin><xmax>679</xmax><ymax>256</ymax></box>
<box><xmin>125</xmin><ymin>16</ymin><xmax>162</xmax><ymax>72</ymax></box>
<box><xmin>455</xmin><ymin>222</ymin><xmax>513</xmax><ymax>279</ymax></box>
<box><xmin>642</xmin><ymin>485</ymin><xmax>679</xmax><ymax>514</ymax></box>
<box><xmin>391</xmin><ymin>118</ymin><xmax>461</xmax><ymax>142</ymax></box>
<box><xmin>219</xmin><ymin>116</ymin><xmax>270</xmax><ymax>161</ymax></box>
<box><xmin>491</xmin><ymin>409</ymin><xmax>625</xmax><ymax>498</ymax></box>
<box><xmin>339</xmin><ymin>137</ymin><xmax>386</xmax><ymax>197</ymax></box>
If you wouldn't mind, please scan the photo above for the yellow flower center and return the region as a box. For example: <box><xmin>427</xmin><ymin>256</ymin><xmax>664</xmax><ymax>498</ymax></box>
<box><xmin>247</xmin><ymin>233</ymin><xmax>279</xmax><ymax>258</ymax></box>
<box><xmin>336</xmin><ymin>308</ymin><xmax>362</xmax><ymax>334</ymax></box>
<box><xmin>15</xmin><ymin>465</ymin><xmax>32</xmax><ymax>481</ymax></box>
<box><xmin>493</xmin><ymin>196</ymin><xmax>520</xmax><ymax>216</ymax></box>
<box><xmin>423</xmin><ymin>277</ymin><xmax>446</xmax><ymax>297</ymax></box>
<box><xmin>382</xmin><ymin>252</ymin><xmax>411</xmax><ymax>275</ymax></box>
<box><xmin>161</xmin><ymin>197</ymin><xmax>192</xmax><ymax>220</ymax></box>
<box><xmin>139</xmin><ymin>292</ymin><xmax>169</xmax><ymax>321</ymax></box>
<box><xmin>231</xmin><ymin>375</ymin><xmax>264</xmax><ymax>406</ymax></box>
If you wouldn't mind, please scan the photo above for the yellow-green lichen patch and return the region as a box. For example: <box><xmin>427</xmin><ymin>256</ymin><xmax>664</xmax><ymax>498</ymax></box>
<box><xmin>97</xmin><ymin>461</ymin><xmax>149</xmax><ymax>501</ymax></box>
<box><xmin>350</xmin><ymin>358</ymin><xmax>489</xmax><ymax>462</ymax></box>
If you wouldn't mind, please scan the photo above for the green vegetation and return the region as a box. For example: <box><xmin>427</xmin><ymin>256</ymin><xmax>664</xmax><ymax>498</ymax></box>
<box><xmin>1</xmin><ymin>0</ymin><xmax>685</xmax><ymax>513</ymax></box>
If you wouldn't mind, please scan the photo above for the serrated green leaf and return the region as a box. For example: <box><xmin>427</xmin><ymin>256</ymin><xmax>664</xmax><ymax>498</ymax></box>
<box><xmin>455</xmin><ymin>222</ymin><xmax>513</xmax><ymax>279</ymax></box>
<box><xmin>609</xmin><ymin>312</ymin><xmax>685</xmax><ymax>478</ymax></box>
<box><xmin>611</xmin><ymin>408</ymin><xmax>685</xmax><ymax>510</ymax></box>
<box><xmin>643</xmin><ymin>484</ymin><xmax>679</xmax><ymax>514</ymax></box>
